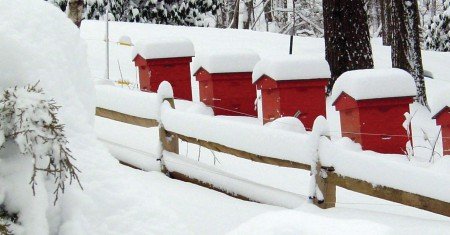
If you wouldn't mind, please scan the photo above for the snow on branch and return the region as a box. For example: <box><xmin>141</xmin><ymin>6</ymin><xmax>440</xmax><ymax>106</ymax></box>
<box><xmin>0</xmin><ymin>82</ymin><xmax>82</xmax><ymax>204</ymax></box>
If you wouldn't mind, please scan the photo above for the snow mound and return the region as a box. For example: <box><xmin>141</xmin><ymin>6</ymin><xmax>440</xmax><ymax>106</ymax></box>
<box><xmin>252</xmin><ymin>56</ymin><xmax>330</xmax><ymax>83</ymax></box>
<box><xmin>96</xmin><ymin>85</ymin><xmax>161</xmax><ymax>119</ymax></box>
<box><xmin>0</xmin><ymin>0</ymin><xmax>94</xmax><ymax>133</ymax></box>
<box><xmin>157</xmin><ymin>81</ymin><xmax>174</xmax><ymax>99</ymax></box>
<box><xmin>331</xmin><ymin>68</ymin><xmax>417</xmax><ymax>103</ymax></box>
<box><xmin>192</xmin><ymin>49</ymin><xmax>260</xmax><ymax>74</ymax></box>
<box><xmin>132</xmin><ymin>37</ymin><xmax>194</xmax><ymax>60</ymax></box>
<box><xmin>264</xmin><ymin>117</ymin><xmax>306</xmax><ymax>134</ymax></box>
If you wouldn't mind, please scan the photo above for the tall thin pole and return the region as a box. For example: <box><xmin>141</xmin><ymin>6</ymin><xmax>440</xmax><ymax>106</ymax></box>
<box><xmin>289</xmin><ymin>0</ymin><xmax>295</xmax><ymax>54</ymax></box>
<box><xmin>105</xmin><ymin>2</ymin><xmax>110</xmax><ymax>80</ymax></box>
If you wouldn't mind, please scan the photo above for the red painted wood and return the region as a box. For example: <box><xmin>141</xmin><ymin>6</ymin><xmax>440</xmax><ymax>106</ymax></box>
<box><xmin>133</xmin><ymin>55</ymin><xmax>193</xmax><ymax>101</ymax></box>
<box><xmin>334</xmin><ymin>93</ymin><xmax>414</xmax><ymax>154</ymax></box>
<box><xmin>256</xmin><ymin>76</ymin><xmax>327</xmax><ymax>129</ymax></box>
<box><xmin>195</xmin><ymin>68</ymin><xmax>257</xmax><ymax>116</ymax></box>
<box><xmin>433</xmin><ymin>107</ymin><xmax>450</xmax><ymax>156</ymax></box>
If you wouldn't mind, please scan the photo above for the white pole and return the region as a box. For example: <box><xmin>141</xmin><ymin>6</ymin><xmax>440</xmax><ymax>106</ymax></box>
<box><xmin>105</xmin><ymin>3</ymin><xmax>110</xmax><ymax>80</ymax></box>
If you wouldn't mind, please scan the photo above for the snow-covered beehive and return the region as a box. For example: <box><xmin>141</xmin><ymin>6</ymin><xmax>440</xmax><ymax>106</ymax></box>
<box><xmin>252</xmin><ymin>56</ymin><xmax>330</xmax><ymax>129</ymax></box>
<box><xmin>331</xmin><ymin>68</ymin><xmax>417</xmax><ymax>154</ymax></box>
<box><xmin>132</xmin><ymin>38</ymin><xmax>195</xmax><ymax>101</ymax></box>
<box><xmin>431</xmin><ymin>92</ymin><xmax>450</xmax><ymax>156</ymax></box>
<box><xmin>193</xmin><ymin>50</ymin><xmax>260</xmax><ymax>116</ymax></box>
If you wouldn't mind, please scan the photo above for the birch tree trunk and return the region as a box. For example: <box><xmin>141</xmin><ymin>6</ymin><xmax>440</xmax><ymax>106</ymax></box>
<box><xmin>323</xmin><ymin>0</ymin><xmax>374</xmax><ymax>94</ymax></box>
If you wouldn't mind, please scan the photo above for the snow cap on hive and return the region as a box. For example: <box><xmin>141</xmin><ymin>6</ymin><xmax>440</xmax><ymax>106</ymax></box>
<box><xmin>252</xmin><ymin>55</ymin><xmax>331</xmax><ymax>83</ymax></box>
<box><xmin>264</xmin><ymin>117</ymin><xmax>306</xmax><ymax>134</ymax></box>
<box><xmin>192</xmin><ymin>49</ymin><xmax>260</xmax><ymax>74</ymax></box>
<box><xmin>430</xmin><ymin>89</ymin><xmax>450</xmax><ymax>118</ymax></box>
<box><xmin>331</xmin><ymin>68</ymin><xmax>417</xmax><ymax>104</ymax></box>
<box><xmin>132</xmin><ymin>37</ymin><xmax>194</xmax><ymax>60</ymax></box>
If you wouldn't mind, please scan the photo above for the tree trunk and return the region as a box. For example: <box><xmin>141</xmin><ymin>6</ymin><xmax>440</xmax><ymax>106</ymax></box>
<box><xmin>381</xmin><ymin>0</ymin><xmax>392</xmax><ymax>45</ymax></box>
<box><xmin>68</xmin><ymin>0</ymin><xmax>84</xmax><ymax>27</ymax></box>
<box><xmin>323</xmin><ymin>0</ymin><xmax>374</xmax><ymax>94</ymax></box>
<box><xmin>243</xmin><ymin>0</ymin><xmax>254</xmax><ymax>29</ymax></box>
<box><xmin>230</xmin><ymin>0</ymin><xmax>240</xmax><ymax>28</ymax></box>
<box><xmin>391</xmin><ymin>0</ymin><xmax>427</xmax><ymax>106</ymax></box>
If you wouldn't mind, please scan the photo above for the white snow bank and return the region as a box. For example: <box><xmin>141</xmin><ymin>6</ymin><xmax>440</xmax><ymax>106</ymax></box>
<box><xmin>264</xmin><ymin>117</ymin><xmax>306</xmax><ymax>134</ymax></box>
<box><xmin>320</xmin><ymin>137</ymin><xmax>450</xmax><ymax>203</ymax></box>
<box><xmin>164</xmin><ymin>151</ymin><xmax>306</xmax><ymax>208</ymax></box>
<box><xmin>0</xmin><ymin>0</ymin><xmax>94</xmax><ymax>133</ymax></box>
<box><xmin>331</xmin><ymin>68</ymin><xmax>417</xmax><ymax>103</ymax></box>
<box><xmin>132</xmin><ymin>37</ymin><xmax>194</xmax><ymax>60</ymax></box>
<box><xmin>252</xmin><ymin>56</ymin><xmax>330</xmax><ymax>83</ymax></box>
<box><xmin>192</xmin><ymin>49</ymin><xmax>260</xmax><ymax>74</ymax></box>
<box><xmin>96</xmin><ymin>85</ymin><xmax>161</xmax><ymax>120</ymax></box>
<box><xmin>161</xmin><ymin>103</ymin><xmax>313</xmax><ymax>165</ymax></box>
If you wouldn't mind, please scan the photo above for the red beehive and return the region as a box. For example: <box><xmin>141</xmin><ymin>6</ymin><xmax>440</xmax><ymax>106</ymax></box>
<box><xmin>193</xmin><ymin>51</ymin><xmax>260</xmax><ymax>116</ymax></box>
<box><xmin>252</xmin><ymin>56</ymin><xmax>330</xmax><ymax>130</ymax></box>
<box><xmin>332</xmin><ymin>69</ymin><xmax>417</xmax><ymax>154</ymax></box>
<box><xmin>132</xmin><ymin>38</ymin><xmax>195</xmax><ymax>101</ymax></box>
<box><xmin>432</xmin><ymin>106</ymin><xmax>450</xmax><ymax>156</ymax></box>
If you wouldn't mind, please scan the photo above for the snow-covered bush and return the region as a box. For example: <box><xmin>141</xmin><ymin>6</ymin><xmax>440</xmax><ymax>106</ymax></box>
<box><xmin>0</xmin><ymin>83</ymin><xmax>81</xmax><ymax>232</ymax></box>
<box><xmin>424</xmin><ymin>0</ymin><xmax>450</xmax><ymax>51</ymax></box>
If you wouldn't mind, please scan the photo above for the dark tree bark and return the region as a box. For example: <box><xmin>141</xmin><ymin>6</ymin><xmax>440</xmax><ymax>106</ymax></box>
<box><xmin>68</xmin><ymin>0</ymin><xmax>84</xmax><ymax>27</ymax></box>
<box><xmin>323</xmin><ymin>0</ymin><xmax>374</xmax><ymax>94</ymax></box>
<box><xmin>229</xmin><ymin>0</ymin><xmax>240</xmax><ymax>28</ymax></box>
<box><xmin>391</xmin><ymin>0</ymin><xmax>427</xmax><ymax>106</ymax></box>
<box><xmin>380</xmin><ymin>0</ymin><xmax>392</xmax><ymax>45</ymax></box>
<box><xmin>243</xmin><ymin>0</ymin><xmax>254</xmax><ymax>29</ymax></box>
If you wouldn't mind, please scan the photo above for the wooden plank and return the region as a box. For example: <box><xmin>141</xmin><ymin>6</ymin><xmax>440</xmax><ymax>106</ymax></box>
<box><xmin>169</xmin><ymin>171</ymin><xmax>253</xmax><ymax>202</ymax></box>
<box><xmin>328</xmin><ymin>173</ymin><xmax>450</xmax><ymax>217</ymax></box>
<box><xmin>171</xmin><ymin>132</ymin><xmax>311</xmax><ymax>171</ymax></box>
<box><xmin>95</xmin><ymin>107</ymin><xmax>159</xmax><ymax>127</ymax></box>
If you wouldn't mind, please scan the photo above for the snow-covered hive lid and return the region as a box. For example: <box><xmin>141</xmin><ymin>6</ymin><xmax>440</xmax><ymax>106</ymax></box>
<box><xmin>330</xmin><ymin>68</ymin><xmax>417</xmax><ymax>103</ymax></box>
<box><xmin>430</xmin><ymin>90</ymin><xmax>450</xmax><ymax>118</ymax></box>
<box><xmin>252</xmin><ymin>56</ymin><xmax>331</xmax><ymax>83</ymax></box>
<box><xmin>192</xmin><ymin>49</ymin><xmax>260</xmax><ymax>74</ymax></box>
<box><xmin>132</xmin><ymin>37</ymin><xmax>194</xmax><ymax>60</ymax></box>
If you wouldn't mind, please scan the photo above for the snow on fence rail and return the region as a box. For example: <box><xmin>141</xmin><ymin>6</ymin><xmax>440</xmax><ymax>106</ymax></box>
<box><xmin>95</xmin><ymin>83</ymin><xmax>450</xmax><ymax>217</ymax></box>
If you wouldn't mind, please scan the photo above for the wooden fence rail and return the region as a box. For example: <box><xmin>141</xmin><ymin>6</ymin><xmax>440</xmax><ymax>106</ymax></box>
<box><xmin>95</xmin><ymin>104</ymin><xmax>450</xmax><ymax>217</ymax></box>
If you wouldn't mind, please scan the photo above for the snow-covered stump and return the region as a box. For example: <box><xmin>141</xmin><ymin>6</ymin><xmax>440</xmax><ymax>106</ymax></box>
<box><xmin>331</xmin><ymin>69</ymin><xmax>417</xmax><ymax>154</ymax></box>
<box><xmin>158</xmin><ymin>82</ymin><xmax>179</xmax><ymax>173</ymax></box>
<box><xmin>252</xmin><ymin>56</ymin><xmax>330</xmax><ymax>129</ymax></box>
<box><xmin>193</xmin><ymin>50</ymin><xmax>260</xmax><ymax>116</ymax></box>
<box><xmin>432</xmin><ymin>105</ymin><xmax>450</xmax><ymax>156</ymax></box>
<box><xmin>308</xmin><ymin>116</ymin><xmax>336</xmax><ymax>209</ymax></box>
<box><xmin>132</xmin><ymin>38</ymin><xmax>195</xmax><ymax>101</ymax></box>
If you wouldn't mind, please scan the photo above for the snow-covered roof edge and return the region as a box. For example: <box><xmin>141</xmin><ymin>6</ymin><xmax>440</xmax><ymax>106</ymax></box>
<box><xmin>191</xmin><ymin>50</ymin><xmax>260</xmax><ymax>75</ymax></box>
<box><xmin>330</xmin><ymin>68</ymin><xmax>417</xmax><ymax>103</ymax></box>
<box><xmin>131</xmin><ymin>37</ymin><xmax>195</xmax><ymax>60</ymax></box>
<box><xmin>252</xmin><ymin>56</ymin><xmax>331</xmax><ymax>83</ymax></box>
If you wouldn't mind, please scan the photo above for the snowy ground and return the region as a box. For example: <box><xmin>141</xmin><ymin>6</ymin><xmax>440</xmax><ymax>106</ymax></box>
<box><xmin>80</xmin><ymin>20</ymin><xmax>450</xmax><ymax>234</ymax></box>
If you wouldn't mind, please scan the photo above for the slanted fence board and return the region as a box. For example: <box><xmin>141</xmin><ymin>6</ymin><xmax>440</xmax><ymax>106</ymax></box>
<box><xmin>96</xmin><ymin>107</ymin><xmax>159</xmax><ymax>127</ymax></box>
<box><xmin>171</xmin><ymin>132</ymin><xmax>311</xmax><ymax>171</ymax></box>
<box><xmin>328</xmin><ymin>173</ymin><xmax>450</xmax><ymax>217</ymax></box>
<box><xmin>169</xmin><ymin>171</ymin><xmax>253</xmax><ymax>202</ymax></box>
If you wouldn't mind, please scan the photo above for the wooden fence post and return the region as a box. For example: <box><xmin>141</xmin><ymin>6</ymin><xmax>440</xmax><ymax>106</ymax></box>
<box><xmin>158</xmin><ymin>81</ymin><xmax>179</xmax><ymax>174</ymax></box>
<box><xmin>159</xmin><ymin>97</ymin><xmax>179</xmax><ymax>154</ymax></box>
<box><xmin>313</xmin><ymin>162</ymin><xmax>336</xmax><ymax>209</ymax></box>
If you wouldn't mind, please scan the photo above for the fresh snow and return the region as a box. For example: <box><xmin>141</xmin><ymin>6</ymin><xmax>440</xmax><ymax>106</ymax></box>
<box><xmin>330</xmin><ymin>68</ymin><xmax>417</xmax><ymax>103</ymax></box>
<box><xmin>96</xmin><ymin>84</ymin><xmax>161</xmax><ymax>119</ymax></box>
<box><xmin>252</xmin><ymin>56</ymin><xmax>331</xmax><ymax>83</ymax></box>
<box><xmin>192</xmin><ymin>49</ymin><xmax>260</xmax><ymax>74</ymax></box>
<box><xmin>131</xmin><ymin>37</ymin><xmax>194</xmax><ymax>60</ymax></box>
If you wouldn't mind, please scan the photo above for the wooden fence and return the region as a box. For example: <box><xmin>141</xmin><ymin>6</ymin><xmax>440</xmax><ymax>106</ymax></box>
<box><xmin>95</xmin><ymin>96</ymin><xmax>450</xmax><ymax>217</ymax></box>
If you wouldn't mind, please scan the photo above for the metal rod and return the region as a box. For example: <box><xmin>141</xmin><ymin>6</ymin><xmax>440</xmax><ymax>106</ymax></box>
<box><xmin>105</xmin><ymin>3</ymin><xmax>110</xmax><ymax>80</ymax></box>
<box><xmin>289</xmin><ymin>0</ymin><xmax>295</xmax><ymax>54</ymax></box>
